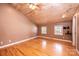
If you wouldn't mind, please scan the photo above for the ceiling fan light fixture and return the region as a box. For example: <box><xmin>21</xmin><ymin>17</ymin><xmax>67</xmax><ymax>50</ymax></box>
<box><xmin>29</xmin><ymin>4</ymin><xmax>33</xmax><ymax>8</ymax></box>
<box><xmin>32</xmin><ymin>5</ymin><xmax>37</xmax><ymax>10</ymax></box>
<box><xmin>29</xmin><ymin>4</ymin><xmax>37</xmax><ymax>10</ymax></box>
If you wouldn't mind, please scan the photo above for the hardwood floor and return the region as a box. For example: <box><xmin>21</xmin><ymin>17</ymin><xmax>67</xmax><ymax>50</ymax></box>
<box><xmin>0</xmin><ymin>38</ymin><xmax>78</xmax><ymax>56</ymax></box>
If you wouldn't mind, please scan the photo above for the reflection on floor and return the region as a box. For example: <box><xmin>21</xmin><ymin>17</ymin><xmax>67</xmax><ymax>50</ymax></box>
<box><xmin>0</xmin><ymin>38</ymin><xmax>78</xmax><ymax>56</ymax></box>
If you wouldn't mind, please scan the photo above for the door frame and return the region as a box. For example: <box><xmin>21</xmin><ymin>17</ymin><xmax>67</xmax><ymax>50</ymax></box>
<box><xmin>72</xmin><ymin>14</ymin><xmax>77</xmax><ymax>48</ymax></box>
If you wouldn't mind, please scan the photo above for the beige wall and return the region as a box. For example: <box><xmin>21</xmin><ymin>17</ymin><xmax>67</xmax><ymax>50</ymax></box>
<box><xmin>38</xmin><ymin>21</ymin><xmax>72</xmax><ymax>41</ymax></box>
<box><xmin>0</xmin><ymin>4</ymin><xmax>37</xmax><ymax>46</ymax></box>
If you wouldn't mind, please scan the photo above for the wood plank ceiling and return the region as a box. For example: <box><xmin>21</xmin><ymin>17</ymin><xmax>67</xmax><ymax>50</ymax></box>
<box><xmin>11</xmin><ymin>3</ymin><xmax>79</xmax><ymax>25</ymax></box>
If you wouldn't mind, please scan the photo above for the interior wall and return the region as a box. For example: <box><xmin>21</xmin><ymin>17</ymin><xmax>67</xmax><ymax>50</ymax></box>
<box><xmin>38</xmin><ymin>21</ymin><xmax>72</xmax><ymax>41</ymax></box>
<box><xmin>0</xmin><ymin>4</ymin><xmax>37</xmax><ymax>46</ymax></box>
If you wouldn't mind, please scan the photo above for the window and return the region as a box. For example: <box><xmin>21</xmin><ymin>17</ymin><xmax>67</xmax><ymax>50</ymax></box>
<box><xmin>41</xmin><ymin>26</ymin><xmax>47</xmax><ymax>34</ymax></box>
<box><xmin>54</xmin><ymin>25</ymin><xmax>63</xmax><ymax>35</ymax></box>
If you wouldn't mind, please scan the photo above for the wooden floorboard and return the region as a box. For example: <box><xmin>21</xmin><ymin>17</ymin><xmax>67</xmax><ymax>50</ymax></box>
<box><xmin>0</xmin><ymin>38</ymin><xmax>78</xmax><ymax>56</ymax></box>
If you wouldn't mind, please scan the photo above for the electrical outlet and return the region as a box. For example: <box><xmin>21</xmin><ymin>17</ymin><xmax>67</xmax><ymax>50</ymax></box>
<box><xmin>0</xmin><ymin>41</ymin><xmax>3</xmax><ymax>45</ymax></box>
<box><xmin>9</xmin><ymin>40</ymin><xmax>11</xmax><ymax>43</ymax></box>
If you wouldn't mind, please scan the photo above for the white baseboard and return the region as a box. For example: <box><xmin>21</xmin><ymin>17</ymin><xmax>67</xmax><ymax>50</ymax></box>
<box><xmin>0</xmin><ymin>36</ymin><xmax>38</xmax><ymax>49</ymax></box>
<box><xmin>37</xmin><ymin>36</ymin><xmax>72</xmax><ymax>43</ymax></box>
<box><xmin>0</xmin><ymin>36</ymin><xmax>72</xmax><ymax>49</ymax></box>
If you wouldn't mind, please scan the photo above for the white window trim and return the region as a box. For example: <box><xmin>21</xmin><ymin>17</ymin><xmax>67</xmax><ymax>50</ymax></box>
<box><xmin>54</xmin><ymin>25</ymin><xmax>63</xmax><ymax>35</ymax></box>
